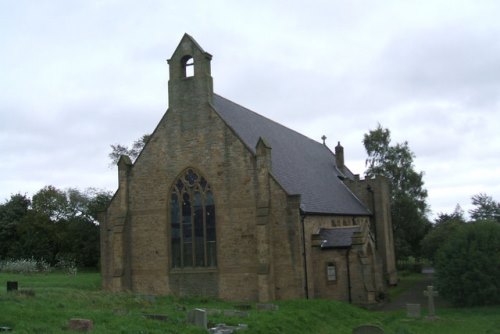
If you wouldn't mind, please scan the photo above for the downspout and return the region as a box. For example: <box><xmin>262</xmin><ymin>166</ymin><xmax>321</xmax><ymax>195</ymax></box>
<box><xmin>346</xmin><ymin>248</ymin><xmax>352</xmax><ymax>303</ymax></box>
<box><xmin>300</xmin><ymin>209</ymin><xmax>309</xmax><ymax>299</ymax></box>
<box><xmin>367</xmin><ymin>185</ymin><xmax>377</xmax><ymax>249</ymax></box>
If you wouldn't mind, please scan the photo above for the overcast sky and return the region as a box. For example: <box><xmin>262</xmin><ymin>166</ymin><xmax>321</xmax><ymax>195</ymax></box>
<box><xmin>1</xmin><ymin>0</ymin><xmax>499</xmax><ymax>219</ymax></box>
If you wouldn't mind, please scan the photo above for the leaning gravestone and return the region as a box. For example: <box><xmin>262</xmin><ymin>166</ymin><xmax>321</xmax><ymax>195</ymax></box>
<box><xmin>352</xmin><ymin>324</ymin><xmax>384</xmax><ymax>334</ymax></box>
<box><xmin>406</xmin><ymin>303</ymin><xmax>421</xmax><ymax>318</ymax></box>
<box><xmin>187</xmin><ymin>308</ymin><xmax>207</xmax><ymax>329</ymax></box>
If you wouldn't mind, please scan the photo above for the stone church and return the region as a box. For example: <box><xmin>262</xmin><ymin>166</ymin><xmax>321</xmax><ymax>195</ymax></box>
<box><xmin>99</xmin><ymin>34</ymin><xmax>397</xmax><ymax>305</ymax></box>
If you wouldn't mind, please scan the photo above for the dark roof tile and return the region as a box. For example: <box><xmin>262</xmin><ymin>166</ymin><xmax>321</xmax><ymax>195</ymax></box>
<box><xmin>212</xmin><ymin>94</ymin><xmax>370</xmax><ymax>215</ymax></box>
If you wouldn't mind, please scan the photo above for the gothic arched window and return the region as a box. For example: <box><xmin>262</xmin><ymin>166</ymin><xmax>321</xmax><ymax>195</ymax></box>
<box><xmin>170</xmin><ymin>168</ymin><xmax>216</xmax><ymax>268</ymax></box>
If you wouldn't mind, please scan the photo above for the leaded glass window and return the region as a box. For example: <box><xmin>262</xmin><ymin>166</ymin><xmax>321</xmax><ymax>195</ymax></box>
<box><xmin>170</xmin><ymin>169</ymin><xmax>216</xmax><ymax>268</ymax></box>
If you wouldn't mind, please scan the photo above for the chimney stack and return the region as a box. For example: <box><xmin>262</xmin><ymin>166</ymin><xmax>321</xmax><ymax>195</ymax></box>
<box><xmin>335</xmin><ymin>142</ymin><xmax>344</xmax><ymax>170</ymax></box>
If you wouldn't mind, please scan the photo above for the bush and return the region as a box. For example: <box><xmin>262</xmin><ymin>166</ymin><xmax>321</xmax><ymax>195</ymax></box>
<box><xmin>0</xmin><ymin>258</ymin><xmax>52</xmax><ymax>274</ymax></box>
<box><xmin>435</xmin><ymin>221</ymin><xmax>500</xmax><ymax>306</ymax></box>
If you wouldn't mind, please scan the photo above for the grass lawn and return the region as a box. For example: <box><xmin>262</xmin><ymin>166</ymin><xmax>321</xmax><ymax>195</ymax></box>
<box><xmin>0</xmin><ymin>271</ymin><xmax>499</xmax><ymax>333</ymax></box>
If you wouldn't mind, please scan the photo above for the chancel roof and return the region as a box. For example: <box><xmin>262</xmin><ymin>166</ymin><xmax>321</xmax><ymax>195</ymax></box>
<box><xmin>212</xmin><ymin>94</ymin><xmax>370</xmax><ymax>215</ymax></box>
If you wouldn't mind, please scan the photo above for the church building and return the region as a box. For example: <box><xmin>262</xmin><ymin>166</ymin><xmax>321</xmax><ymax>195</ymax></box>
<box><xmin>99</xmin><ymin>34</ymin><xmax>397</xmax><ymax>305</ymax></box>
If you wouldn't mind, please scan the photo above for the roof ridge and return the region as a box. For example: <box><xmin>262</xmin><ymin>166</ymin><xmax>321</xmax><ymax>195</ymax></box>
<box><xmin>213</xmin><ymin>93</ymin><xmax>327</xmax><ymax>150</ymax></box>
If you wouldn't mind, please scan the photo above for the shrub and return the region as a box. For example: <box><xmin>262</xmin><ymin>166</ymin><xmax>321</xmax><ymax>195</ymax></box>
<box><xmin>0</xmin><ymin>258</ymin><xmax>52</xmax><ymax>274</ymax></box>
<box><xmin>435</xmin><ymin>221</ymin><xmax>500</xmax><ymax>306</ymax></box>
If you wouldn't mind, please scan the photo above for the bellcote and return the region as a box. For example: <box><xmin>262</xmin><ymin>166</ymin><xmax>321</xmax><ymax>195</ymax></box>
<box><xmin>167</xmin><ymin>34</ymin><xmax>213</xmax><ymax>108</ymax></box>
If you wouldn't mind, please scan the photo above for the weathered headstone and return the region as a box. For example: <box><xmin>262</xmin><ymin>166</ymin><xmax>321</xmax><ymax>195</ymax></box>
<box><xmin>352</xmin><ymin>324</ymin><xmax>384</xmax><ymax>334</ymax></box>
<box><xmin>187</xmin><ymin>308</ymin><xmax>207</xmax><ymax>329</ymax></box>
<box><xmin>406</xmin><ymin>303</ymin><xmax>421</xmax><ymax>318</ymax></box>
<box><xmin>6</xmin><ymin>281</ymin><xmax>18</xmax><ymax>292</ymax></box>
<box><xmin>208</xmin><ymin>323</ymin><xmax>248</xmax><ymax>333</ymax></box>
<box><xmin>423</xmin><ymin>285</ymin><xmax>439</xmax><ymax>319</ymax></box>
<box><xmin>68</xmin><ymin>318</ymin><xmax>93</xmax><ymax>332</ymax></box>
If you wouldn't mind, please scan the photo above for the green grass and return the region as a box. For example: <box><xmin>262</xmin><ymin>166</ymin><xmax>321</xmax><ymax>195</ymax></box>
<box><xmin>387</xmin><ymin>272</ymin><xmax>424</xmax><ymax>301</ymax></box>
<box><xmin>0</xmin><ymin>272</ymin><xmax>499</xmax><ymax>333</ymax></box>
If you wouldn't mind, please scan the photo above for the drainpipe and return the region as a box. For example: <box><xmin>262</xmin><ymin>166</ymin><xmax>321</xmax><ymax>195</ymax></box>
<box><xmin>300</xmin><ymin>209</ymin><xmax>309</xmax><ymax>299</ymax></box>
<box><xmin>367</xmin><ymin>185</ymin><xmax>377</xmax><ymax>249</ymax></box>
<box><xmin>346</xmin><ymin>248</ymin><xmax>352</xmax><ymax>303</ymax></box>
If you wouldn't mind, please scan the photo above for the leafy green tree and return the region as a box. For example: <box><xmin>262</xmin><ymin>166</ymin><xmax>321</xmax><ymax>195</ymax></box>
<box><xmin>1</xmin><ymin>186</ymin><xmax>112</xmax><ymax>268</ymax></box>
<box><xmin>0</xmin><ymin>194</ymin><xmax>31</xmax><ymax>259</ymax></box>
<box><xmin>421</xmin><ymin>205</ymin><xmax>465</xmax><ymax>262</ymax></box>
<box><xmin>436</xmin><ymin>221</ymin><xmax>500</xmax><ymax>306</ymax></box>
<box><xmin>109</xmin><ymin>134</ymin><xmax>151</xmax><ymax>165</ymax></box>
<box><xmin>32</xmin><ymin>185</ymin><xmax>69</xmax><ymax>220</ymax></box>
<box><xmin>363</xmin><ymin>124</ymin><xmax>430</xmax><ymax>258</ymax></box>
<box><xmin>469</xmin><ymin>193</ymin><xmax>500</xmax><ymax>223</ymax></box>
<box><xmin>14</xmin><ymin>211</ymin><xmax>58</xmax><ymax>263</ymax></box>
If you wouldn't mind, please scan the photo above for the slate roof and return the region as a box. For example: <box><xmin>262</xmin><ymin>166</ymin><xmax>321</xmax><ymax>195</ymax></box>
<box><xmin>212</xmin><ymin>94</ymin><xmax>370</xmax><ymax>215</ymax></box>
<box><xmin>318</xmin><ymin>227</ymin><xmax>361</xmax><ymax>248</ymax></box>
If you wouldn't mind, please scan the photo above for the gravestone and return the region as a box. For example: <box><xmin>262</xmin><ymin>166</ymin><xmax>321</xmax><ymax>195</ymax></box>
<box><xmin>68</xmin><ymin>318</ymin><xmax>93</xmax><ymax>332</ymax></box>
<box><xmin>208</xmin><ymin>323</ymin><xmax>248</xmax><ymax>333</ymax></box>
<box><xmin>187</xmin><ymin>308</ymin><xmax>207</xmax><ymax>329</ymax></box>
<box><xmin>352</xmin><ymin>324</ymin><xmax>384</xmax><ymax>334</ymax></box>
<box><xmin>6</xmin><ymin>281</ymin><xmax>18</xmax><ymax>292</ymax></box>
<box><xmin>423</xmin><ymin>285</ymin><xmax>439</xmax><ymax>319</ymax></box>
<box><xmin>406</xmin><ymin>303</ymin><xmax>421</xmax><ymax>318</ymax></box>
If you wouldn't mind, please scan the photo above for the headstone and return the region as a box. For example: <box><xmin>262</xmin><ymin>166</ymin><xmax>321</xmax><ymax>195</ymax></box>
<box><xmin>208</xmin><ymin>323</ymin><xmax>249</xmax><ymax>333</ymax></box>
<box><xmin>406</xmin><ymin>303</ymin><xmax>421</xmax><ymax>318</ymax></box>
<box><xmin>352</xmin><ymin>324</ymin><xmax>384</xmax><ymax>334</ymax></box>
<box><xmin>423</xmin><ymin>285</ymin><xmax>439</xmax><ymax>319</ymax></box>
<box><xmin>68</xmin><ymin>318</ymin><xmax>93</xmax><ymax>332</ymax></box>
<box><xmin>187</xmin><ymin>308</ymin><xmax>207</xmax><ymax>329</ymax></box>
<box><xmin>256</xmin><ymin>303</ymin><xmax>279</xmax><ymax>311</ymax></box>
<box><xmin>6</xmin><ymin>281</ymin><xmax>18</xmax><ymax>292</ymax></box>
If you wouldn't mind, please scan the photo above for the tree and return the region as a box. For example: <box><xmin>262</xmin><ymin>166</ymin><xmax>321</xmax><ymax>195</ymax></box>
<box><xmin>469</xmin><ymin>193</ymin><xmax>500</xmax><ymax>223</ymax></box>
<box><xmin>363</xmin><ymin>124</ymin><xmax>430</xmax><ymax>258</ymax></box>
<box><xmin>109</xmin><ymin>134</ymin><xmax>151</xmax><ymax>165</ymax></box>
<box><xmin>1</xmin><ymin>186</ymin><xmax>112</xmax><ymax>268</ymax></box>
<box><xmin>32</xmin><ymin>186</ymin><xmax>69</xmax><ymax>221</ymax></box>
<box><xmin>0</xmin><ymin>194</ymin><xmax>31</xmax><ymax>259</ymax></box>
<box><xmin>421</xmin><ymin>205</ymin><xmax>465</xmax><ymax>262</ymax></box>
<box><xmin>435</xmin><ymin>221</ymin><xmax>500</xmax><ymax>306</ymax></box>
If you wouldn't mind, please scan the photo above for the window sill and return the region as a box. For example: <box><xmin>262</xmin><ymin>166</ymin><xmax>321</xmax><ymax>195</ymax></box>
<box><xmin>170</xmin><ymin>267</ymin><xmax>218</xmax><ymax>274</ymax></box>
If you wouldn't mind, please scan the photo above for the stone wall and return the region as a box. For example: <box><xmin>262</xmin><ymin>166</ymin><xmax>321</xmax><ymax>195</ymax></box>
<box><xmin>344</xmin><ymin>175</ymin><xmax>398</xmax><ymax>285</ymax></box>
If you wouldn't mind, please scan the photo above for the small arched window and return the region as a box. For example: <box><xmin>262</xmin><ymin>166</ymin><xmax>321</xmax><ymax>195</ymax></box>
<box><xmin>170</xmin><ymin>168</ymin><xmax>216</xmax><ymax>268</ymax></box>
<box><xmin>181</xmin><ymin>55</ymin><xmax>194</xmax><ymax>78</ymax></box>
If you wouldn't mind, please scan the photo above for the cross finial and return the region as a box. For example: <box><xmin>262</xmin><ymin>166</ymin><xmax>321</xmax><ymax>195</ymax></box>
<box><xmin>321</xmin><ymin>135</ymin><xmax>327</xmax><ymax>145</ymax></box>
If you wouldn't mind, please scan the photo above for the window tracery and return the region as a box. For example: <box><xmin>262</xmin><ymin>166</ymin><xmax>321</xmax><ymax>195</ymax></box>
<box><xmin>170</xmin><ymin>168</ymin><xmax>216</xmax><ymax>268</ymax></box>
